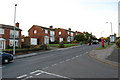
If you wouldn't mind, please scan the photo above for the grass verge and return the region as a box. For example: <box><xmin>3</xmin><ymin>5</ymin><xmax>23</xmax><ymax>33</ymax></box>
<box><xmin>96</xmin><ymin>43</ymin><xmax>114</xmax><ymax>50</ymax></box>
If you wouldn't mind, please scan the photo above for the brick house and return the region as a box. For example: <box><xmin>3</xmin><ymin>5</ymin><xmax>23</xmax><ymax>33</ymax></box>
<box><xmin>0</xmin><ymin>23</ymin><xmax>22</xmax><ymax>49</ymax></box>
<box><xmin>27</xmin><ymin>25</ymin><xmax>55</xmax><ymax>45</ymax></box>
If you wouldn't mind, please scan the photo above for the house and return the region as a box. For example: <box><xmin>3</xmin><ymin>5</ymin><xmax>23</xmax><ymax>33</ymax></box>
<box><xmin>28</xmin><ymin>25</ymin><xmax>55</xmax><ymax>45</ymax></box>
<box><xmin>0</xmin><ymin>23</ymin><xmax>22</xmax><ymax>49</ymax></box>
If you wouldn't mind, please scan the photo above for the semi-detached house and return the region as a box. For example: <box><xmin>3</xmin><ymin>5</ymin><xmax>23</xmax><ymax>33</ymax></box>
<box><xmin>0</xmin><ymin>23</ymin><xmax>22</xmax><ymax>49</ymax></box>
<box><xmin>24</xmin><ymin>25</ymin><xmax>81</xmax><ymax>46</ymax></box>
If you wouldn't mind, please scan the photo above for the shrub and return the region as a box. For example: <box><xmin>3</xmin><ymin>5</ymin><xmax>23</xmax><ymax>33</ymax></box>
<box><xmin>61</xmin><ymin>41</ymin><xmax>67</xmax><ymax>44</ymax></box>
<box><xmin>116</xmin><ymin>38</ymin><xmax>120</xmax><ymax>47</ymax></box>
<box><xmin>40</xmin><ymin>44</ymin><xmax>49</xmax><ymax>50</ymax></box>
<box><xmin>59</xmin><ymin>42</ymin><xmax>64</xmax><ymax>48</ymax></box>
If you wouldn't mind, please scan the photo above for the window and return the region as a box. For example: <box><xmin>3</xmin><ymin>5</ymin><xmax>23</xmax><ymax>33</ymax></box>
<box><xmin>67</xmin><ymin>36</ymin><xmax>71</xmax><ymax>42</ymax></box>
<box><xmin>59</xmin><ymin>32</ymin><xmax>61</xmax><ymax>35</ymax></box>
<box><xmin>71</xmin><ymin>33</ymin><xmax>73</xmax><ymax>36</ymax></box>
<box><xmin>68</xmin><ymin>32</ymin><xmax>70</xmax><ymax>35</ymax></box>
<box><xmin>10</xmin><ymin>30</ymin><xmax>19</xmax><ymax>38</ymax></box>
<box><xmin>50</xmin><ymin>31</ymin><xmax>55</xmax><ymax>36</ymax></box>
<box><xmin>31</xmin><ymin>38</ymin><xmax>37</xmax><ymax>45</ymax></box>
<box><xmin>50</xmin><ymin>37</ymin><xmax>55</xmax><ymax>42</ymax></box>
<box><xmin>59</xmin><ymin>38</ymin><xmax>63</xmax><ymax>42</ymax></box>
<box><xmin>9</xmin><ymin>40</ymin><xmax>18</xmax><ymax>47</ymax></box>
<box><xmin>45</xmin><ymin>30</ymin><xmax>48</xmax><ymax>34</ymax></box>
<box><xmin>0</xmin><ymin>28</ymin><xmax>4</xmax><ymax>34</ymax></box>
<box><xmin>34</xmin><ymin>30</ymin><xmax>37</xmax><ymax>34</ymax></box>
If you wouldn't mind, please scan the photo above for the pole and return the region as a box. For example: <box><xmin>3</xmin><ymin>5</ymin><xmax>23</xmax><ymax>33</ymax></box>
<box><xmin>13</xmin><ymin>4</ymin><xmax>17</xmax><ymax>55</ymax></box>
<box><xmin>110</xmin><ymin>22</ymin><xmax>113</xmax><ymax>35</ymax></box>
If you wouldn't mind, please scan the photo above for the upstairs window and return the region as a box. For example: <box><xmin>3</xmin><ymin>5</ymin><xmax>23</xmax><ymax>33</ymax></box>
<box><xmin>45</xmin><ymin>30</ymin><xmax>48</xmax><ymax>34</ymax></box>
<box><xmin>50</xmin><ymin>31</ymin><xmax>55</xmax><ymax>36</ymax></box>
<box><xmin>0</xmin><ymin>28</ymin><xmax>4</xmax><ymax>34</ymax></box>
<box><xmin>34</xmin><ymin>30</ymin><xmax>37</xmax><ymax>34</ymax></box>
<box><xmin>59</xmin><ymin>32</ymin><xmax>61</xmax><ymax>35</ymax></box>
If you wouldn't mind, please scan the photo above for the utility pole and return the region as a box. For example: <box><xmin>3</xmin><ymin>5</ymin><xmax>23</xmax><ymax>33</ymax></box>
<box><xmin>13</xmin><ymin>4</ymin><xmax>17</xmax><ymax>55</ymax></box>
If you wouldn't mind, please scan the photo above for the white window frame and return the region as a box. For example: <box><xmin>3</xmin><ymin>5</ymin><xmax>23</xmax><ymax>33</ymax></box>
<box><xmin>34</xmin><ymin>30</ymin><xmax>37</xmax><ymax>34</ymax></box>
<box><xmin>71</xmin><ymin>32</ymin><xmax>73</xmax><ymax>36</ymax></box>
<box><xmin>31</xmin><ymin>38</ymin><xmax>37</xmax><ymax>45</ymax></box>
<box><xmin>9</xmin><ymin>39</ymin><xmax>18</xmax><ymax>47</ymax></box>
<box><xmin>59</xmin><ymin>38</ymin><xmax>63</xmax><ymax>42</ymax></box>
<box><xmin>50</xmin><ymin>31</ymin><xmax>55</xmax><ymax>36</ymax></box>
<box><xmin>50</xmin><ymin>37</ymin><xmax>55</xmax><ymax>42</ymax></box>
<box><xmin>0</xmin><ymin>28</ymin><xmax>4</xmax><ymax>34</ymax></box>
<box><xmin>45</xmin><ymin>30</ymin><xmax>48</xmax><ymax>34</ymax></box>
<box><xmin>68</xmin><ymin>32</ymin><xmax>70</xmax><ymax>35</ymax></box>
<box><xmin>59</xmin><ymin>32</ymin><xmax>61</xmax><ymax>35</ymax></box>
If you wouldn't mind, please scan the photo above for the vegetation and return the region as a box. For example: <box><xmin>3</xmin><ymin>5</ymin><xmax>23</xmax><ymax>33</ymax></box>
<box><xmin>96</xmin><ymin>43</ymin><xmax>114</xmax><ymax>50</ymax></box>
<box><xmin>49</xmin><ymin>44</ymin><xmax>77</xmax><ymax>48</ymax></box>
<box><xmin>116</xmin><ymin>38</ymin><xmax>120</xmax><ymax>48</ymax></box>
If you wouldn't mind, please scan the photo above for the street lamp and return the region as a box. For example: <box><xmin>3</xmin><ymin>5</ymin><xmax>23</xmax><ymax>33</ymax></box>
<box><xmin>101</xmin><ymin>31</ymin><xmax>104</xmax><ymax>37</ymax></box>
<box><xmin>106</xmin><ymin>22</ymin><xmax>113</xmax><ymax>35</ymax></box>
<box><xmin>13</xmin><ymin>4</ymin><xmax>17</xmax><ymax>55</ymax></box>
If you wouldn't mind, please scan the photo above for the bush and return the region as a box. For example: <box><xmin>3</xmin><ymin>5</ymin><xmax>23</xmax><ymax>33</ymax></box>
<box><xmin>59</xmin><ymin>42</ymin><xmax>64</xmax><ymax>48</ymax></box>
<box><xmin>61</xmin><ymin>41</ymin><xmax>67</xmax><ymax>44</ymax></box>
<box><xmin>116</xmin><ymin>38</ymin><xmax>120</xmax><ymax>47</ymax></box>
<box><xmin>40</xmin><ymin>44</ymin><xmax>49</xmax><ymax>50</ymax></box>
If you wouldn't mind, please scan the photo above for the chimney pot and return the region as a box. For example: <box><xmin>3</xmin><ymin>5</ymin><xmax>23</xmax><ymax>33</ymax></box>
<box><xmin>49</xmin><ymin>26</ymin><xmax>53</xmax><ymax>29</ymax></box>
<box><xmin>16</xmin><ymin>22</ymin><xmax>19</xmax><ymax>27</ymax></box>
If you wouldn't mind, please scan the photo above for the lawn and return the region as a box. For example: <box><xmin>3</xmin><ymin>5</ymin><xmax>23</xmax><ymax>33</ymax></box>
<box><xmin>96</xmin><ymin>43</ymin><xmax>114</xmax><ymax>50</ymax></box>
<box><xmin>49</xmin><ymin>44</ymin><xmax>78</xmax><ymax>48</ymax></box>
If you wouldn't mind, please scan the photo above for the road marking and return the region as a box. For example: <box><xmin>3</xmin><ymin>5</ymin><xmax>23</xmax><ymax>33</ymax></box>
<box><xmin>76</xmin><ymin>56</ymin><xmax>79</xmax><ymax>58</ymax></box>
<box><xmin>35</xmin><ymin>73</ymin><xmax>42</xmax><ymax>76</ymax></box>
<box><xmin>66</xmin><ymin>59</ymin><xmax>70</xmax><ymax>61</ymax></box>
<box><xmin>42</xmin><ymin>67</ymin><xmax>49</xmax><ymax>70</ymax></box>
<box><xmin>30</xmin><ymin>70</ymin><xmax>40</xmax><ymax>74</ymax></box>
<box><xmin>17</xmin><ymin>74</ymin><xmax>27</xmax><ymax>79</ymax></box>
<box><xmin>72</xmin><ymin>57</ymin><xmax>75</xmax><ymax>59</ymax></box>
<box><xmin>26</xmin><ymin>76</ymin><xmax>33</xmax><ymax>79</ymax></box>
<box><xmin>59</xmin><ymin>61</ymin><xmax>64</xmax><ymax>63</ymax></box>
<box><xmin>52</xmin><ymin>64</ymin><xmax>57</xmax><ymax>66</ymax></box>
<box><xmin>38</xmin><ymin>70</ymin><xmax>72</xmax><ymax>79</ymax></box>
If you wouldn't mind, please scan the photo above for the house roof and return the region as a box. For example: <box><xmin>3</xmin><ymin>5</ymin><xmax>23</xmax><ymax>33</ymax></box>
<box><xmin>0</xmin><ymin>24</ymin><xmax>22</xmax><ymax>31</ymax></box>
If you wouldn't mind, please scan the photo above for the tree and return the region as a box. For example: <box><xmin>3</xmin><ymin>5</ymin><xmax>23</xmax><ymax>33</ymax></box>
<box><xmin>74</xmin><ymin>34</ymin><xmax>85</xmax><ymax>42</ymax></box>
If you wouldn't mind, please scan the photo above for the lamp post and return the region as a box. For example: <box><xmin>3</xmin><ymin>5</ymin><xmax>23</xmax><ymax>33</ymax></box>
<box><xmin>13</xmin><ymin>4</ymin><xmax>17</xmax><ymax>55</ymax></box>
<box><xmin>106</xmin><ymin>22</ymin><xmax>113</xmax><ymax>35</ymax></box>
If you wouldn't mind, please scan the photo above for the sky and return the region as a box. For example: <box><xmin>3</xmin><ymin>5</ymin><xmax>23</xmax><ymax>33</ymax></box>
<box><xmin>0</xmin><ymin>0</ymin><xmax>119</xmax><ymax>38</ymax></box>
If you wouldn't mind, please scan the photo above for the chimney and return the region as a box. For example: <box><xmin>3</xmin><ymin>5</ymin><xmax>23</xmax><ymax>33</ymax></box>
<box><xmin>68</xmin><ymin>28</ymin><xmax>71</xmax><ymax>31</ymax></box>
<box><xmin>49</xmin><ymin>26</ymin><xmax>53</xmax><ymax>29</ymax></box>
<box><xmin>16</xmin><ymin>22</ymin><xmax>19</xmax><ymax>27</ymax></box>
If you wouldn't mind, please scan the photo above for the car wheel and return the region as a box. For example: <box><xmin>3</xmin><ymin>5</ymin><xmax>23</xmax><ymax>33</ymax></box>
<box><xmin>4</xmin><ymin>59</ymin><xmax>9</xmax><ymax>64</ymax></box>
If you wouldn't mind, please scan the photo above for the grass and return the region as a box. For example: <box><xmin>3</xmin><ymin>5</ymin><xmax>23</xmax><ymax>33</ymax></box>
<box><xmin>96</xmin><ymin>43</ymin><xmax>114</xmax><ymax>50</ymax></box>
<box><xmin>49</xmin><ymin>44</ymin><xmax>78</xmax><ymax>48</ymax></box>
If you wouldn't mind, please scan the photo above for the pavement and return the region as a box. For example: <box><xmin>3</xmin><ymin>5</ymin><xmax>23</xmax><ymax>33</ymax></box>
<box><xmin>14</xmin><ymin>45</ymin><xmax>81</xmax><ymax>59</ymax></box>
<box><xmin>89</xmin><ymin>44</ymin><xmax>120</xmax><ymax>67</ymax></box>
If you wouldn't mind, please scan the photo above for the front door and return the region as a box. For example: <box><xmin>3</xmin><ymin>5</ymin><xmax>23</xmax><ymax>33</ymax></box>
<box><xmin>0</xmin><ymin>40</ymin><xmax>5</xmax><ymax>50</ymax></box>
<box><xmin>44</xmin><ymin>36</ymin><xmax>49</xmax><ymax>44</ymax></box>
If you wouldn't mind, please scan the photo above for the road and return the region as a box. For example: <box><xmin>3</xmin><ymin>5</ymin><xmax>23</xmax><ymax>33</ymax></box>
<box><xmin>2</xmin><ymin>44</ymin><xmax>118</xmax><ymax>79</ymax></box>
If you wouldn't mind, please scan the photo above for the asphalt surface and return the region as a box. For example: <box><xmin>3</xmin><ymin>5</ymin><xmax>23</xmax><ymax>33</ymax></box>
<box><xmin>2</xmin><ymin>44</ymin><xmax>118</xmax><ymax>79</ymax></box>
<box><xmin>106</xmin><ymin>49</ymin><xmax>120</xmax><ymax>63</ymax></box>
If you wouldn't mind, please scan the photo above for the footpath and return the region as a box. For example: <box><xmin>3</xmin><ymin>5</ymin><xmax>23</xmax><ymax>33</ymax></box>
<box><xmin>89</xmin><ymin>44</ymin><xmax>120</xmax><ymax>67</ymax></box>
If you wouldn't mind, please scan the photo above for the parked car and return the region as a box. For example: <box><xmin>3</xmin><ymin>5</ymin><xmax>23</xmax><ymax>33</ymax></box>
<box><xmin>92</xmin><ymin>40</ymin><xmax>99</xmax><ymax>44</ymax></box>
<box><xmin>0</xmin><ymin>52</ymin><xmax>14</xmax><ymax>64</ymax></box>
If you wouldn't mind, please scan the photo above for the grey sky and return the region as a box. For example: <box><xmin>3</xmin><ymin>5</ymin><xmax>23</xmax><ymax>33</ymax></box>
<box><xmin>0</xmin><ymin>0</ymin><xmax>119</xmax><ymax>38</ymax></box>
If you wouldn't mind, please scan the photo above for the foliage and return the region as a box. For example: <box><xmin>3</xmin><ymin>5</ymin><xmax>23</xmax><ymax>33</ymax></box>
<box><xmin>59</xmin><ymin>42</ymin><xmax>64</xmax><ymax>48</ymax></box>
<box><xmin>116</xmin><ymin>38</ymin><xmax>120</xmax><ymax>48</ymax></box>
<box><xmin>74</xmin><ymin>34</ymin><xmax>85</xmax><ymax>41</ymax></box>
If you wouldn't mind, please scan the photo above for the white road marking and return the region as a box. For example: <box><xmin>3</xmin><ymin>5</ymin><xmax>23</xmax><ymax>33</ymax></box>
<box><xmin>66</xmin><ymin>59</ymin><xmax>70</xmax><ymax>61</ymax></box>
<box><xmin>30</xmin><ymin>70</ymin><xmax>40</xmax><ymax>74</ymax></box>
<box><xmin>59</xmin><ymin>61</ymin><xmax>64</xmax><ymax>63</ymax></box>
<box><xmin>42</xmin><ymin>67</ymin><xmax>49</xmax><ymax>70</ymax></box>
<box><xmin>52</xmin><ymin>64</ymin><xmax>57</xmax><ymax>66</ymax></box>
<box><xmin>72</xmin><ymin>57</ymin><xmax>75</xmax><ymax>59</ymax></box>
<box><xmin>17</xmin><ymin>74</ymin><xmax>27</xmax><ymax>79</ymax></box>
<box><xmin>76</xmin><ymin>56</ymin><xmax>79</xmax><ymax>58</ymax></box>
<box><xmin>26</xmin><ymin>76</ymin><xmax>33</xmax><ymax>79</ymax></box>
<box><xmin>38</xmin><ymin>70</ymin><xmax>71</xmax><ymax>79</ymax></box>
<box><xmin>35</xmin><ymin>73</ymin><xmax>42</xmax><ymax>76</ymax></box>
